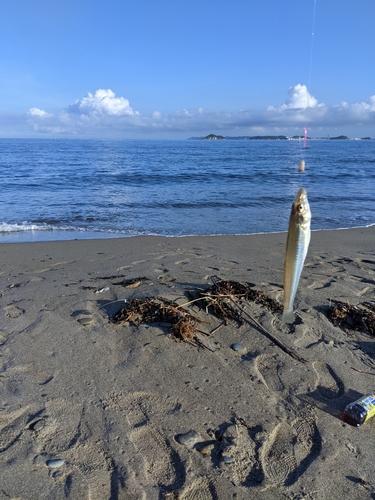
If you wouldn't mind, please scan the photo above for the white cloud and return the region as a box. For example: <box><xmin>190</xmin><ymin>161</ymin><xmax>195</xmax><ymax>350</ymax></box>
<box><xmin>27</xmin><ymin>107</ymin><xmax>53</xmax><ymax>118</ymax></box>
<box><xmin>334</xmin><ymin>95</ymin><xmax>375</xmax><ymax>117</ymax></box>
<box><xmin>22</xmin><ymin>86</ymin><xmax>375</xmax><ymax>138</ymax></box>
<box><xmin>67</xmin><ymin>89</ymin><xmax>138</xmax><ymax>116</ymax></box>
<box><xmin>267</xmin><ymin>84</ymin><xmax>324</xmax><ymax>111</ymax></box>
<box><xmin>26</xmin><ymin>107</ymin><xmax>63</xmax><ymax>134</ymax></box>
<box><xmin>176</xmin><ymin>109</ymin><xmax>193</xmax><ymax>117</ymax></box>
<box><xmin>355</xmin><ymin>95</ymin><xmax>375</xmax><ymax>112</ymax></box>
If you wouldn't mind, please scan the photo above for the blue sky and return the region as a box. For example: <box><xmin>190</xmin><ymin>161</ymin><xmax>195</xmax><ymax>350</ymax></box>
<box><xmin>1</xmin><ymin>0</ymin><xmax>374</xmax><ymax>139</ymax></box>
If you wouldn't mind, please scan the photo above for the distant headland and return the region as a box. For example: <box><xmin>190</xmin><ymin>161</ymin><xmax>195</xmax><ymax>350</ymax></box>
<box><xmin>188</xmin><ymin>134</ymin><xmax>373</xmax><ymax>141</ymax></box>
<box><xmin>203</xmin><ymin>134</ymin><xmax>226</xmax><ymax>140</ymax></box>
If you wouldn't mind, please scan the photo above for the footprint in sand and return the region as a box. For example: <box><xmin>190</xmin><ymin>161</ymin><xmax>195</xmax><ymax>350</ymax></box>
<box><xmin>220</xmin><ymin>420</ymin><xmax>257</xmax><ymax>486</ymax></box>
<box><xmin>1</xmin><ymin>398</ymin><xmax>114</xmax><ymax>500</ymax></box>
<box><xmin>175</xmin><ymin>259</ymin><xmax>190</xmax><ymax>266</ymax></box>
<box><xmin>261</xmin><ymin>407</ymin><xmax>321</xmax><ymax>487</ymax></box>
<box><xmin>4</xmin><ymin>304</ymin><xmax>25</xmax><ymax>318</ymax></box>
<box><xmin>71</xmin><ymin>296</ymin><xmax>112</xmax><ymax>328</ymax></box>
<box><xmin>71</xmin><ymin>304</ymin><xmax>96</xmax><ymax>327</ymax></box>
<box><xmin>291</xmin><ymin>406</ymin><xmax>322</xmax><ymax>469</ymax></box>
<box><xmin>353</xmin><ymin>258</ymin><xmax>375</xmax><ymax>272</ymax></box>
<box><xmin>103</xmin><ymin>391</ymin><xmax>184</xmax><ymax>491</ymax></box>
<box><xmin>0</xmin><ymin>330</ymin><xmax>8</xmax><ymax>345</ymax></box>
<box><xmin>76</xmin><ymin>312</ymin><xmax>95</xmax><ymax>326</ymax></box>
<box><xmin>0</xmin><ymin>403</ymin><xmax>41</xmax><ymax>453</ymax></box>
<box><xmin>72</xmin><ymin>442</ymin><xmax>113</xmax><ymax>500</ymax></box>
<box><xmin>103</xmin><ymin>391</ymin><xmax>181</xmax><ymax>427</ymax></box>
<box><xmin>255</xmin><ymin>354</ymin><xmax>285</xmax><ymax>392</ymax></box>
<box><xmin>38</xmin><ymin>399</ymin><xmax>114</xmax><ymax>500</ymax></box>
<box><xmin>261</xmin><ymin>424</ymin><xmax>297</xmax><ymax>487</ymax></box>
<box><xmin>180</xmin><ymin>476</ymin><xmax>214</xmax><ymax>500</ymax></box>
<box><xmin>37</xmin><ymin>398</ymin><xmax>83</xmax><ymax>454</ymax></box>
<box><xmin>312</xmin><ymin>361</ymin><xmax>344</xmax><ymax>400</ymax></box>
<box><xmin>129</xmin><ymin>423</ymin><xmax>182</xmax><ymax>490</ymax></box>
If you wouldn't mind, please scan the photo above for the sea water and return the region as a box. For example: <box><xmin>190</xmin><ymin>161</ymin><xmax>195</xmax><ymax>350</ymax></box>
<box><xmin>1</xmin><ymin>138</ymin><xmax>374</xmax><ymax>242</ymax></box>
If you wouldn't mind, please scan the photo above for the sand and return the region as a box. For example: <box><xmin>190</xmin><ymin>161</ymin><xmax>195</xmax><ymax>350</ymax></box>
<box><xmin>1</xmin><ymin>226</ymin><xmax>375</xmax><ymax>499</ymax></box>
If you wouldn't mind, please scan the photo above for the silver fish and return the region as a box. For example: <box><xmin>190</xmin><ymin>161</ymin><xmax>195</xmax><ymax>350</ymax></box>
<box><xmin>281</xmin><ymin>188</ymin><xmax>311</xmax><ymax>325</ymax></box>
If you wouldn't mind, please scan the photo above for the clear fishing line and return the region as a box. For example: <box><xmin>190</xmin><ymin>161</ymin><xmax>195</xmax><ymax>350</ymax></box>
<box><xmin>308</xmin><ymin>0</ymin><xmax>317</xmax><ymax>95</ymax></box>
<box><xmin>300</xmin><ymin>0</ymin><xmax>317</xmax><ymax>166</ymax></box>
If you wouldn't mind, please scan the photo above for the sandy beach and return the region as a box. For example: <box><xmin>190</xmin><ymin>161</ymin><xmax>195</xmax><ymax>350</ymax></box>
<box><xmin>1</xmin><ymin>226</ymin><xmax>375</xmax><ymax>499</ymax></box>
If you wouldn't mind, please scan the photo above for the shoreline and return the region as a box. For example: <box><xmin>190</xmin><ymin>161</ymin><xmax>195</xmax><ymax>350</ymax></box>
<box><xmin>1</xmin><ymin>222</ymin><xmax>374</xmax><ymax>245</ymax></box>
<box><xmin>1</xmin><ymin>226</ymin><xmax>375</xmax><ymax>498</ymax></box>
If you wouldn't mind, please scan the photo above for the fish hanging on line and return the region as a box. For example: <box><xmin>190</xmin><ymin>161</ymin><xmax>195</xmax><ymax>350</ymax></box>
<box><xmin>298</xmin><ymin>160</ymin><xmax>305</xmax><ymax>172</ymax></box>
<box><xmin>281</xmin><ymin>188</ymin><xmax>311</xmax><ymax>325</ymax></box>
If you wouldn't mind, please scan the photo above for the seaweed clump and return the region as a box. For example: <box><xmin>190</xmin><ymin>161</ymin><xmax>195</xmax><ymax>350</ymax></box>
<box><xmin>194</xmin><ymin>279</ymin><xmax>282</xmax><ymax>325</ymax></box>
<box><xmin>109</xmin><ymin>279</ymin><xmax>306</xmax><ymax>362</ymax></box>
<box><xmin>112</xmin><ymin>298</ymin><xmax>202</xmax><ymax>344</ymax></box>
<box><xmin>327</xmin><ymin>300</ymin><xmax>375</xmax><ymax>336</ymax></box>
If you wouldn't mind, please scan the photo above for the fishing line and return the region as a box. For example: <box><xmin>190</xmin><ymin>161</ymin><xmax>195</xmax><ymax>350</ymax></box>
<box><xmin>307</xmin><ymin>0</ymin><xmax>317</xmax><ymax>94</ymax></box>
<box><xmin>300</xmin><ymin>0</ymin><xmax>317</xmax><ymax>166</ymax></box>
<box><xmin>304</xmin><ymin>0</ymin><xmax>317</xmax><ymax>145</ymax></box>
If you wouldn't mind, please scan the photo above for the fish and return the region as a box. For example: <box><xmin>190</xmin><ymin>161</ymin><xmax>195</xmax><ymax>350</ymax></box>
<box><xmin>298</xmin><ymin>160</ymin><xmax>305</xmax><ymax>172</ymax></box>
<box><xmin>281</xmin><ymin>188</ymin><xmax>311</xmax><ymax>325</ymax></box>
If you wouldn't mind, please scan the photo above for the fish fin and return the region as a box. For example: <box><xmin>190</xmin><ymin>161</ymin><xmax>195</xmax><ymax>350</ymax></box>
<box><xmin>281</xmin><ymin>310</ymin><xmax>294</xmax><ymax>326</ymax></box>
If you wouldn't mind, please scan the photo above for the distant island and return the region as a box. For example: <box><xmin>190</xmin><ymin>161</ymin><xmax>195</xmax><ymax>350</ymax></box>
<box><xmin>188</xmin><ymin>134</ymin><xmax>373</xmax><ymax>141</ymax></box>
<box><xmin>191</xmin><ymin>135</ymin><xmax>290</xmax><ymax>141</ymax></box>
<box><xmin>203</xmin><ymin>134</ymin><xmax>226</xmax><ymax>140</ymax></box>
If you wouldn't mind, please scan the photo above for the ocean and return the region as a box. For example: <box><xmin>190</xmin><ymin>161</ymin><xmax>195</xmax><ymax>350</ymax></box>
<box><xmin>1</xmin><ymin>138</ymin><xmax>374</xmax><ymax>243</ymax></box>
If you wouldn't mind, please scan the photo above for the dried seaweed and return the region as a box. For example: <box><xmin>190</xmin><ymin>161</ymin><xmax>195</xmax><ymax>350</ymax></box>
<box><xmin>208</xmin><ymin>279</ymin><xmax>282</xmax><ymax>311</ymax></box>
<box><xmin>110</xmin><ymin>279</ymin><xmax>306</xmax><ymax>362</ymax></box>
<box><xmin>327</xmin><ymin>300</ymin><xmax>375</xmax><ymax>336</ymax></box>
<box><xmin>112</xmin><ymin>297</ymin><xmax>203</xmax><ymax>345</ymax></box>
<box><xmin>194</xmin><ymin>279</ymin><xmax>282</xmax><ymax>325</ymax></box>
<box><xmin>363</xmin><ymin>301</ymin><xmax>375</xmax><ymax>313</ymax></box>
<box><xmin>189</xmin><ymin>279</ymin><xmax>306</xmax><ymax>363</ymax></box>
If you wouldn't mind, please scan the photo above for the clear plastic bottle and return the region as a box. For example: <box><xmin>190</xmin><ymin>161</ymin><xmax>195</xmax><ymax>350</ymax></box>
<box><xmin>341</xmin><ymin>394</ymin><xmax>375</xmax><ymax>427</ymax></box>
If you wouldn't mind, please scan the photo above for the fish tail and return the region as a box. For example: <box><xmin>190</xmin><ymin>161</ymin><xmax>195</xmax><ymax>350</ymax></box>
<box><xmin>281</xmin><ymin>309</ymin><xmax>294</xmax><ymax>326</ymax></box>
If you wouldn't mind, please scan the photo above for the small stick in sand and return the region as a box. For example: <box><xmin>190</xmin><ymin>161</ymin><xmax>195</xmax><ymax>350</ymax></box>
<box><xmin>228</xmin><ymin>297</ymin><xmax>308</xmax><ymax>363</ymax></box>
<box><xmin>351</xmin><ymin>367</ymin><xmax>375</xmax><ymax>376</ymax></box>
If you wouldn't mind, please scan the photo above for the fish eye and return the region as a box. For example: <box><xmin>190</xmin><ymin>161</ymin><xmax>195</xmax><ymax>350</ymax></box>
<box><xmin>297</xmin><ymin>204</ymin><xmax>303</xmax><ymax>212</ymax></box>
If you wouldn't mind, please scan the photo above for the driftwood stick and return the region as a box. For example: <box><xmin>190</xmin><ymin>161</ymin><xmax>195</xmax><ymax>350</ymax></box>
<box><xmin>351</xmin><ymin>367</ymin><xmax>375</xmax><ymax>376</ymax></box>
<box><xmin>208</xmin><ymin>322</ymin><xmax>225</xmax><ymax>336</ymax></box>
<box><xmin>228</xmin><ymin>297</ymin><xmax>308</xmax><ymax>363</ymax></box>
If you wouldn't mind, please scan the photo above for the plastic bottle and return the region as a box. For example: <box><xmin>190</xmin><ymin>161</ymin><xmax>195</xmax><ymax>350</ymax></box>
<box><xmin>341</xmin><ymin>394</ymin><xmax>375</xmax><ymax>427</ymax></box>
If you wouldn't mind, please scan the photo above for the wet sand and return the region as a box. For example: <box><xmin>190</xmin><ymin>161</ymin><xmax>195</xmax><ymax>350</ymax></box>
<box><xmin>1</xmin><ymin>226</ymin><xmax>375</xmax><ymax>499</ymax></box>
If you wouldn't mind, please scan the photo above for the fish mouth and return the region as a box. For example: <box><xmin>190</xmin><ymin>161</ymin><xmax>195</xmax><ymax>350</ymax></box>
<box><xmin>295</xmin><ymin>187</ymin><xmax>307</xmax><ymax>202</ymax></box>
